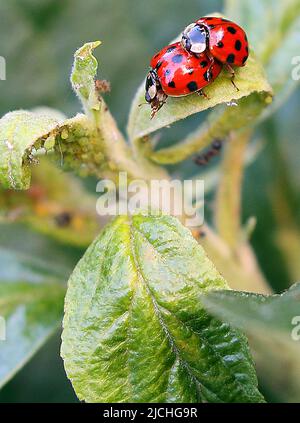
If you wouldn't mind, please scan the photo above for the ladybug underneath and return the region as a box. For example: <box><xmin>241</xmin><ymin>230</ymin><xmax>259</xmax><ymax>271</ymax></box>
<box><xmin>145</xmin><ymin>42</ymin><xmax>222</xmax><ymax>118</ymax></box>
<box><xmin>181</xmin><ymin>17</ymin><xmax>249</xmax><ymax>87</ymax></box>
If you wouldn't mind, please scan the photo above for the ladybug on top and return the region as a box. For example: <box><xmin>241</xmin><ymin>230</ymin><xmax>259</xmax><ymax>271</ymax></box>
<box><xmin>145</xmin><ymin>16</ymin><xmax>249</xmax><ymax>117</ymax></box>
<box><xmin>182</xmin><ymin>17</ymin><xmax>249</xmax><ymax>81</ymax></box>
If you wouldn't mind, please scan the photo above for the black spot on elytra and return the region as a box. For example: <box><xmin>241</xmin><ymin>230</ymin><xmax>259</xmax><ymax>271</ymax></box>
<box><xmin>167</xmin><ymin>45</ymin><xmax>177</xmax><ymax>53</ymax></box>
<box><xmin>172</xmin><ymin>54</ymin><xmax>183</xmax><ymax>64</ymax></box>
<box><xmin>200</xmin><ymin>60</ymin><xmax>208</xmax><ymax>68</ymax></box>
<box><xmin>168</xmin><ymin>81</ymin><xmax>176</xmax><ymax>88</ymax></box>
<box><xmin>205</xmin><ymin>17</ymin><xmax>214</xmax><ymax>20</ymax></box>
<box><xmin>242</xmin><ymin>56</ymin><xmax>248</xmax><ymax>64</ymax></box>
<box><xmin>187</xmin><ymin>81</ymin><xmax>198</xmax><ymax>92</ymax></box>
<box><xmin>227</xmin><ymin>26</ymin><xmax>237</xmax><ymax>34</ymax></box>
<box><xmin>235</xmin><ymin>40</ymin><xmax>242</xmax><ymax>51</ymax></box>
<box><xmin>217</xmin><ymin>41</ymin><xmax>224</xmax><ymax>48</ymax></box>
<box><xmin>227</xmin><ymin>53</ymin><xmax>235</xmax><ymax>63</ymax></box>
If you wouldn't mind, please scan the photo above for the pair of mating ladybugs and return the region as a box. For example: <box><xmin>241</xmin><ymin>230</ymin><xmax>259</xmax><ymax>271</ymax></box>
<box><xmin>145</xmin><ymin>16</ymin><xmax>249</xmax><ymax>117</ymax></box>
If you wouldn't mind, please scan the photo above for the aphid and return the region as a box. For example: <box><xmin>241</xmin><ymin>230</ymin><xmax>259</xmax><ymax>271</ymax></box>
<box><xmin>194</xmin><ymin>140</ymin><xmax>223</xmax><ymax>166</ymax></box>
<box><xmin>182</xmin><ymin>17</ymin><xmax>249</xmax><ymax>89</ymax></box>
<box><xmin>55</xmin><ymin>211</ymin><xmax>72</xmax><ymax>227</ymax></box>
<box><xmin>95</xmin><ymin>79</ymin><xmax>111</xmax><ymax>93</ymax></box>
<box><xmin>145</xmin><ymin>42</ymin><xmax>222</xmax><ymax>117</ymax></box>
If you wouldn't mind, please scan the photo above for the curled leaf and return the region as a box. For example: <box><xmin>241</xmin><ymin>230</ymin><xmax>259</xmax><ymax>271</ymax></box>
<box><xmin>0</xmin><ymin>110</ymin><xmax>103</xmax><ymax>190</ymax></box>
<box><xmin>0</xmin><ymin>111</ymin><xmax>60</xmax><ymax>190</ymax></box>
<box><xmin>71</xmin><ymin>41</ymin><xmax>102</xmax><ymax>113</ymax></box>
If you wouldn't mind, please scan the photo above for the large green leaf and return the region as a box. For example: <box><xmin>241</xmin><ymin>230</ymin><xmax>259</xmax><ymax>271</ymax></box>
<box><xmin>202</xmin><ymin>284</ymin><xmax>300</xmax><ymax>403</ymax></box>
<box><xmin>0</xmin><ymin>223</ymin><xmax>79</xmax><ymax>388</ymax></box>
<box><xmin>61</xmin><ymin>214</ymin><xmax>264</xmax><ymax>403</ymax></box>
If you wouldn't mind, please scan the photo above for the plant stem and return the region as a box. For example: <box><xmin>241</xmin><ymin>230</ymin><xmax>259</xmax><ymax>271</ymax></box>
<box><xmin>215</xmin><ymin>129</ymin><xmax>251</xmax><ymax>249</ymax></box>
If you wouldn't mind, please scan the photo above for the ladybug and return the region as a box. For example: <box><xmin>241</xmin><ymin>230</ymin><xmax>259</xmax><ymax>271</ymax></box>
<box><xmin>181</xmin><ymin>17</ymin><xmax>249</xmax><ymax>88</ymax></box>
<box><xmin>145</xmin><ymin>42</ymin><xmax>222</xmax><ymax>117</ymax></box>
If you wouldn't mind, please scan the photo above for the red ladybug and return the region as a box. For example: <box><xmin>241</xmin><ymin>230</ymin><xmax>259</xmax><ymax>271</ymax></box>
<box><xmin>181</xmin><ymin>17</ymin><xmax>249</xmax><ymax>88</ymax></box>
<box><xmin>145</xmin><ymin>42</ymin><xmax>222</xmax><ymax>117</ymax></box>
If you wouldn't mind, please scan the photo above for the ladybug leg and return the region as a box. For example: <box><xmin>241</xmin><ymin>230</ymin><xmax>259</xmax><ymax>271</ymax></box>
<box><xmin>197</xmin><ymin>89</ymin><xmax>210</xmax><ymax>100</ymax></box>
<box><xmin>225</xmin><ymin>64</ymin><xmax>239</xmax><ymax>91</ymax></box>
<box><xmin>150</xmin><ymin>90</ymin><xmax>168</xmax><ymax>119</ymax></box>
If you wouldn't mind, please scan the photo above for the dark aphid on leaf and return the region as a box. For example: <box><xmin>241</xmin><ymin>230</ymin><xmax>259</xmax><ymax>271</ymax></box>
<box><xmin>55</xmin><ymin>211</ymin><xmax>72</xmax><ymax>227</ymax></box>
<box><xmin>194</xmin><ymin>140</ymin><xmax>223</xmax><ymax>166</ymax></box>
<box><xmin>145</xmin><ymin>42</ymin><xmax>222</xmax><ymax>117</ymax></box>
<box><xmin>182</xmin><ymin>17</ymin><xmax>249</xmax><ymax>90</ymax></box>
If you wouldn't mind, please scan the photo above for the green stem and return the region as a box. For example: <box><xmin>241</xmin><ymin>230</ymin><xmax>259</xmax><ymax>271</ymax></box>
<box><xmin>215</xmin><ymin>130</ymin><xmax>251</xmax><ymax>249</ymax></box>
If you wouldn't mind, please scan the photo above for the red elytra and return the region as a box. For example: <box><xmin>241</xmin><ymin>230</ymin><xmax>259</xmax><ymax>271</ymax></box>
<box><xmin>150</xmin><ymin>42</ymin><xmax>222</xmax><ymax>97</ymax></box>
<box><xmin>182</xmin><ymin>17</ymin><xmax>249</xmax><ymax>67</ymax></box>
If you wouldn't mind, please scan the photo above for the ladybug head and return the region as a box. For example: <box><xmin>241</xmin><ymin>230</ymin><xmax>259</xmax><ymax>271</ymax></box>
<box><xmin>181</xmin><ymin>23</ymin><xmax>208</xmax><ymax>54</ymax></box>
<box><xmin>145</xmin><ymin>70</ymin><xmax>158</xmax><ymax>104</ymax></box>
<box><xmin>145</xmin><ymin>69</ymin><xmax>167</xmax><ymax>118</ymax></box>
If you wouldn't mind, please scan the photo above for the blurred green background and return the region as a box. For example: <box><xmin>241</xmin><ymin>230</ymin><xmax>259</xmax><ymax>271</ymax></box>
<box><xmin>0</xmin><ymin>0</ymin><xmax>299</xmax><ymax>402</ymax></box>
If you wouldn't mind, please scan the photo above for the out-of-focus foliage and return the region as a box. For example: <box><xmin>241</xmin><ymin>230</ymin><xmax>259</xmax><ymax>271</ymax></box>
<box><xmin>0</xmin><ymin>223</ymin><xmax>81</xmax><ymax>389</ymax></box>
<box><xmin>202</xmin><ymin>284</ymin><xmax>300</xmax><ymax>403</ymax></box>
<box><xmin>224</xmin><ymin>0</ymin><xmax>300</xmax><ymax>290</ymax></box>
<box><xmin>0</xmin><ymin>157</ymin><xmax>100</xmax><ymax>247</ymax></box>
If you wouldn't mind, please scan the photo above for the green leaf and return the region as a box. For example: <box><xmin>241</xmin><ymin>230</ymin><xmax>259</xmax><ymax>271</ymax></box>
<box><xmin>0</xmin><ymin>110</ymin><xmax>60</xmax><ymax>190</ymax></box>
<box><xmin>0</xmin><ymin>110</ymin><xmax>105</xmax><ymax>190</ymax></box>
<box><xmin>201</xmin><ymin>284</ymin><xmax>300</xmax><ymax>403</ymax></box>
<box><xmin>71</xmin><ymin>41</ymin><xmax>102</xmax><ymax>114</ymax></box>
<box><xmin>127</xmin><ymin>44</ymin><xmax>272</xmax><ymax>146</ymax></box>
<box><xmin>0</xmin><ymin>223</ymin><xmax>79</xmax><ymax>388</ymax></box>
<box><xmin>61</xmin><ymin>214</ymin><xmax>264</xmax><ymax>403</ymax></box>
<box><xmin>70</xmin><ymin>41</ymin><xmax>164</xmax><ymax>182</ymax></box>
